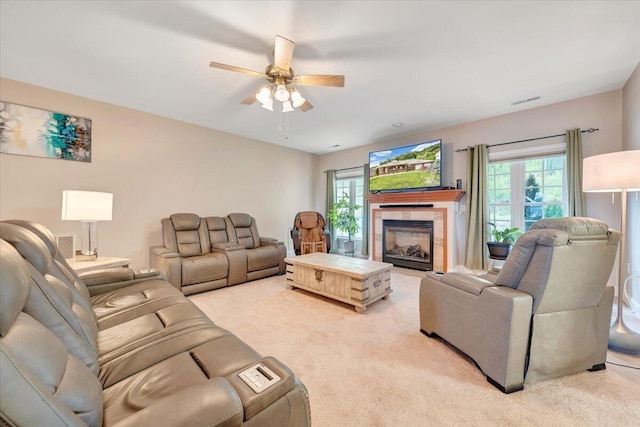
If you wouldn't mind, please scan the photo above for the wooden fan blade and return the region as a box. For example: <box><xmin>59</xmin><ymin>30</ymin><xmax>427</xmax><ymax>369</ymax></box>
<box><xmin>300</xmin><ymin>100</ymin><xmax>314</xmax><ymax>112</ymax></box>
<box><xmin>241</xmin><ymin>91</ymin><xmax>258</xmax><ymax>105</ymax></box>
<box><xmin>274</xmin><ymin>35</ymin><xmax>295</xmax><ymax>72</ymax></box>
<box><xmin>293</xmin><ymin>75</ymin><xmax>345</xmax><ymax>87</ymax></box>
<box><xmin>209</xmin><ymin>61</ymin><xmax>265</xmax><ymax>78</ymax></box>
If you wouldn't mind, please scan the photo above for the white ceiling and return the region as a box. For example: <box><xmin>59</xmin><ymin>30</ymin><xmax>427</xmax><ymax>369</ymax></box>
<box><xmin>1</xmin><ymin>1</ymin><xmax>639</xmax><ymax>154</ymax></box>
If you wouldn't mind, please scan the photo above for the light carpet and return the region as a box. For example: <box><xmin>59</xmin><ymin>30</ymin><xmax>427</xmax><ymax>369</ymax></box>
<box><xmin>189</xmin><ymin>272</ymin><xmax>640</xmax><ymax>426</ymax></box>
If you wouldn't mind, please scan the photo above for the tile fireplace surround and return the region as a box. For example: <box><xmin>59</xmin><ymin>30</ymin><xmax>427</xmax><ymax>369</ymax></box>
<box><xmin>366</xmin><ymin>190</ymin><xmax>465</xmax><ymax>272</ymax></box>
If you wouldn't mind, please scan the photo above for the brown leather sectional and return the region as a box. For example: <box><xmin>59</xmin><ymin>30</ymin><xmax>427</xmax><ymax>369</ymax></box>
<box><xmin>150</xmin><ymin>213</ymin><xmax>286</xmax><ymax>295</ymax></box>
<box><xmin>0</xmin><ymin>220</ymin><xmax>311</xmax><ymax>426</ymax></box>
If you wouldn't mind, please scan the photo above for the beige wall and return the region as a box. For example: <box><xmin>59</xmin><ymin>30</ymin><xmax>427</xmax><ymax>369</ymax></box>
<box><xmin>0</xmin><ymin>78</ymin><xmax>317</xmax><ymax>269</ymax></box>
<box><xmin>1</xmin><ymin>76</ymin><xmax>632</xmax><ymax>279</ymax></box>
<box><xmin>316</xmin><ymin>90</ymin><xmax>624</xmax><ymax>269</ymax></box>
<box><xmin>622</xmin><ymin>62</ymin><xmax>640</xmax><ymax>298</ymax></box>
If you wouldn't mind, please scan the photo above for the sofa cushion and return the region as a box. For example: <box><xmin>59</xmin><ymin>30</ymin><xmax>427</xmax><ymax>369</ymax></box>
<box><xmin>181</xmin><ymin>253</ymin><xmax>228</xmax><ymax>286</ymax></box>
<box><xmin>227</xmin><ymin>213</ymin><xmax>260</xmax><ymax>249</ymax></box>
<box><xmin>170</xmin><ymin>213</ymin><xmax>201</xmax><ymax>231</ymax></box>
<box><xmin>205</xmin><ymin>216</ymin><xmax>230</xmax><ymax>245</ymax></box>
<box><xmin>246</xmin><ymin>246</ymin><xmax>280</xmax><ymax>272</ymax></box>
<box><xmin>175</xmin><ymin>230</ymin><xmax>202</xmax><ymax>257</ymax></box>
<box><xmin>530</xmin><ymin>216</ymin><xmax>609</xmax><ymax>237</ymax></box>
<box><xmin>0</xmin><ymin>240</ymin><xmax>31</xmax><ymax>336</ymax></box>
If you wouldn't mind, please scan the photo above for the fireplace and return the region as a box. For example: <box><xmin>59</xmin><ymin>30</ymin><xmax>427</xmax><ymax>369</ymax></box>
<box><xmin>382</xmin><ymin>220</ymin><xmax>433</xmax><ymax>271</ymax></box>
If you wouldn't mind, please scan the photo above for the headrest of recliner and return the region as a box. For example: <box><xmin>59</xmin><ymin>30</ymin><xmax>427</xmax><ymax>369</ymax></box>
<box><xmin>170</xmin><ymin>213</ymin><xmax>201</xmax><ymax>231</ymax></box>
<box><xmin>205</xmin><ymin>216</ymin><xmax>226</xmax><ymax>231</ymax></box>
<box><xmin>0</xmin><ymin>222</ymin><xmax>52</xmax><ymax>274</ymax></box>
<box><xmin>227</xmin><ymin>213</ymin><xmax>252</xmax><ymax>228</ymax></box>
<box><xmin>298</xmin><ymin>212</ymin><xmax>321</xmax><ymax>229</ymax></box>
<box><xmin>2</xmin><ymin>220</ymin><xmax>58</xmax><ymax>256</ymax></box>
<box><xmin>530</xmin><ymin>217</ymin><xmax>610</xmax><ymax>238</ymax></box>
<box><xmin>0</xmin><ymin>240</ymin><xmax>31</xmax><ymax>337</ymax></box>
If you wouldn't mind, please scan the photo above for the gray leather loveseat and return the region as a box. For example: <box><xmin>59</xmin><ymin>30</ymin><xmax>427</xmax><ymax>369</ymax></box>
<box><xmin>150</xmin><ymin>213</ymin><xmax>286</xmax><ymax>295</ymax></box>
<box><xmin>0</xmin><ymin>220</ymin><xmax>310</xmax><ymax>426</ymax></box>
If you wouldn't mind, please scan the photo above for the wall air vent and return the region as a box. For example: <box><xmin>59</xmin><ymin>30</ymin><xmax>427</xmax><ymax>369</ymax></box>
<box><xmin>511</xmin><ymin>96</ymin><xmax>541</xmax><ymax>106</ymax></box>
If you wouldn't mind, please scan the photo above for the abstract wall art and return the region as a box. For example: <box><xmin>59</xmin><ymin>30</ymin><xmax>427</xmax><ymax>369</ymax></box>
<box><xmin>0</xmin><ymin>101</ymin><xmax>92</xmax><ymax>162</ymax></box>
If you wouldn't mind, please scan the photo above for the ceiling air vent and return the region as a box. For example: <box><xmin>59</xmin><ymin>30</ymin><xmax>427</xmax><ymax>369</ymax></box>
<box><xmin>512</xmin><ymin>96</ymin><xmax>541</xmax><ymax>106</ymax></box>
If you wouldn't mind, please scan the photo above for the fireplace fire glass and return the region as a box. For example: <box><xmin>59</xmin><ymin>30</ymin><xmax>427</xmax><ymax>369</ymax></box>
<box><xmin>382</xmin><ymin>219</ymin><xmax>433</xmax><ymax>271</ymax></box>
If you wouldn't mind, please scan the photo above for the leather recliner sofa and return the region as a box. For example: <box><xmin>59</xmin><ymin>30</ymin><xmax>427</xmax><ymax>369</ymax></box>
<box><xmin>419</xmin><ymin>217</ymin><xmax>619</xmax><ymax>393</ymax></box>
<box><xmin>0</xmin><ymin>220</ymin><xmax>310</xmax><ymax>426</ymax></box>
<box><xmin>150</xmin><ymin>213</ymin><xmax>286</xmax><ymax>295</ymax></box>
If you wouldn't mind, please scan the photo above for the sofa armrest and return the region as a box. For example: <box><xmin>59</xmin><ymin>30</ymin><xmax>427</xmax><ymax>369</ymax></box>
<box><xmin>477</xmin><ymin>286</ymin><xmax>533</xmax><ymax>392</ymax></box>
<box><xmin>212</xmin><ymin>242</ymin><xmax>244</xmax><ymax>252</ymax></box>
<box><xmin>225</xmin><ymin>357</ymin><xmax>295</xmax><ymax>421</ymax></box>
<box><xmin>150</xmin><ymin>246</ymin><xmax>179</xmax><ymax>259</ymax></box>
<box><xmin>259</xmin><ymin>238</ymin><xmax>286</xmax><ymax>274</ymax></box>
<box><xmin>113</xmin><ymin>378</ymin><xmax>243</xmax><ymax>427</ymax></box>
<box><xmin>149</xmin><ymin>246</ymin><xmax>182</xmax><ymax>290</ymax></box>
<box><xmin>259</xmin><ymin>237</ymin><xmax>282</xmax><ymax>246</ymax></box>
<box><xmin>440</xmin><ymin>272</ymin><xmax>496</xmax><ymax>296</ymax></box>
<box><xmin>80</xmin><ymin>267</ymin><xmax>135</xmax><ymax>287</ymax></box>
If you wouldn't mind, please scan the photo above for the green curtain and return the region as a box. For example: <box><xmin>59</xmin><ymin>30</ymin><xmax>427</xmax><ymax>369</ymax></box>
<box><xmin>361</xmin><ymin>164</ymin><xmax>370</xmax><ymax>256</ymax></box>
<box><xmin>325</xmin><ymin>169</ymin><xmax>336</xmax><ymax>253</ymax></box>
<box><xmin>464</xmin><ymin>144</ymin><xmax>488</xmax><ymax>270</ymax></box>
<box><xmin>566</xmin><ymin>129</ymin><xmax>586</xmax><ymax>217</ymax></box>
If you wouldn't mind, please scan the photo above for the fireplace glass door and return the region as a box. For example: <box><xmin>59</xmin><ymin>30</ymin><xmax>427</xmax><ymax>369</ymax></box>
<box><xmin>382</xmin><ymin>220</ymin><xmax>433</xmax><ymax>271</ymax></box>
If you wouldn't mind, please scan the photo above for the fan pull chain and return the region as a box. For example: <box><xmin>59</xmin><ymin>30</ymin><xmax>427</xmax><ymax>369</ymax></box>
<box><xmin>285</xmin><ymin>111</ymin><xmax>289</xmax><ymax>140</ymax></box>
<box><xmin>278</xmin><ymin>105</ymin><xmax>282</xmax><ymax>132</ymax></box>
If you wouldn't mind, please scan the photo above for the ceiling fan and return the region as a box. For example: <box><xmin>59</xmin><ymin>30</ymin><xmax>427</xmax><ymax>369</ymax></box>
<box><xmin>209</xmin><ymin>35</ymin><xmax>345</xmax><ymax>113</ymax></box>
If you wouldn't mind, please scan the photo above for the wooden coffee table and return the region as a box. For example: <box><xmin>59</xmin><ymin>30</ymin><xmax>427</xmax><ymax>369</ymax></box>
<box><xmin>284</xmin><ymin>253</ymin><xmax>392</xmax><ymax>313</ymax></box>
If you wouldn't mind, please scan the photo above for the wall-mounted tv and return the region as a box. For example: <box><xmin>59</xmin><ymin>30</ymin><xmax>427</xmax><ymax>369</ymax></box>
<box><xmin>369</xmin><ymin>139</ymin><xmax>442</xmax><ymax>193</ymax></box>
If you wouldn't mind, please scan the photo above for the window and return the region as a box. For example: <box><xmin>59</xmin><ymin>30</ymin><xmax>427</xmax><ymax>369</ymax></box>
<box><xmin>334</xmin><ymin>169</ymin><xmax>364</xmax><ymax>241</ymax></box>
<box><xmin>488</xmin><ymin>154</ymin><xmax>567</xmax><ymax>232</ymax></box>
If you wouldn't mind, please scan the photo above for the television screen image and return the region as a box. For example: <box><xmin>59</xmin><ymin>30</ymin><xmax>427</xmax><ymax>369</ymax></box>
<box><xmin>369</xmin><ymin>139</ymin><xmax>442</xmax><ymax>193</ymax></box>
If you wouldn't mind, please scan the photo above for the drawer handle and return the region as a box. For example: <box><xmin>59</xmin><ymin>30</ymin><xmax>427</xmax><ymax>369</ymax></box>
<box><xmin>374</xmin><ymin>279</ymin><xmax>381</xmax><ymax>287</ymax></box>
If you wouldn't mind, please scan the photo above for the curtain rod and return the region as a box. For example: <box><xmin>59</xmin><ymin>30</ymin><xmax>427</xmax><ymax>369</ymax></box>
<box><xmin>324</xmin><ymin>165</ymin><xmax>363</xmax><ymax>173</ymax></box>
<box><xmin>454</xmin><ymin>128</ymin><xmax>599</xmax><ymax>152</ymax></box>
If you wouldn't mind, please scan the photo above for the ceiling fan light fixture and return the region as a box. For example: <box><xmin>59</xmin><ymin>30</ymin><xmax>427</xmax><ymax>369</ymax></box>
<box><xmin>290</xmin><ymin>89</ymin><xmax>306</xmax><ymax>108</ymax></box>
<box><xmin>282</xmin><ymin>100</ymin><xmax>294</xmax><ymax>113</ymax></box>
<box><xmin>260</xmin><ymin>97</ymin><xmax>274</xmax><ymax>111</ymax></box>
<box><xmin>256</xmin><ymin>85</ymin><xmax>272</xmax><ymax>104</ymax></box>
<box><xmin>275</xmin><ymin>84</ymin><xmax>290</xmax><ymax>102</ymax></box>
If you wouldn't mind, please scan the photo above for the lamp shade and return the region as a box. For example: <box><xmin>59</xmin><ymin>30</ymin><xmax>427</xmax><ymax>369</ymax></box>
<box><xmin>61</xmin><ymin>191</ymin><xmax>113</xmax><ymax>221</ymax></box>
<box><xmin>583</xmin><ymin>150</ymin><xmax>640</xmax><ymax>192</ymax></box>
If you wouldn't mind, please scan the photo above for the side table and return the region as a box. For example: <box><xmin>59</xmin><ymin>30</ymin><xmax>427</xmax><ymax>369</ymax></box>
<box><xmin>66</xmin><ymin>257</ymin><xmax>131</xmax><ymax>274</ymax></box>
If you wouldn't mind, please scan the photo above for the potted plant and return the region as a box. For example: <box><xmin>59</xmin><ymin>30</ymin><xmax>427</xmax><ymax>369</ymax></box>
<box><xmin>327</xmin><ymin>192</ymin><xmax>361</xmax><ymax>254</ymax></box>
<box><xmin>487</xmin><ymin>222</ymin><xmax>521</xmax><ymax>259</ymax></box>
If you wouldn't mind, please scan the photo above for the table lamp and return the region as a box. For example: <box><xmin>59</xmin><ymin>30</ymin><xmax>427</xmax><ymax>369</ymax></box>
<box><xmin>61</xmin><ymin>190</ymin><xmax>113</xmax><ymax>260</ymax></box>
<box><xmin>583</xmin><ymin>149</ymin><xmax>640</xmax><ymax>353</ymax></box>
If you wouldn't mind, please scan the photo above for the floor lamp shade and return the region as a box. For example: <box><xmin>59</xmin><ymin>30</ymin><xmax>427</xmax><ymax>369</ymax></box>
<box><xmin>61</xmin><ymin>190</ymin><xmax>113</xmax><ymax>257</ymax></box>
<box><xmin>583</xmin><ymin>150</ymin><xmax>640</xmax><ymax>192</ymax></box>
<box><xmin>583</xmin><ymin>150</ymin><xmax>640</xmax><ymax>354</ymax></box>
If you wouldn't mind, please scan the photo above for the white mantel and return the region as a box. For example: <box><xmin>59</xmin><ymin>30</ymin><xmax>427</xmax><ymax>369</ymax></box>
<box><xmin>366</xmin><ymin>191</ymin><xmax>466</xmax><ymax>272</ymax></box>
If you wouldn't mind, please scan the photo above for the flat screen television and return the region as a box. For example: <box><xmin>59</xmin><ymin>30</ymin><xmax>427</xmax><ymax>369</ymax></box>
<box><xmin>369</xmin><ymin>139</ymin><xmax>442</xmax><ymax>193</ymax></box>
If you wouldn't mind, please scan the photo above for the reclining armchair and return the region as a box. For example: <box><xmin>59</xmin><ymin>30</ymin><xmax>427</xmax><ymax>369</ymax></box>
<box><xmin>420</xmin><ymin>217</ymin><xmax>619</xmax><ymax>393</ymax></box>
<box><xmin>291</xmin><ymin>211</ymin><xmax>331</xmax><ymax>255</ymax></box>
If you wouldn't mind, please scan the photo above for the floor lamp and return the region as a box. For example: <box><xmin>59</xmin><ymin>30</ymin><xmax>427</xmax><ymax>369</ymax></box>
<box><xmin>61</xmin><ymin>190</ymin><xmax>113</xmax><ymax>260</ymax></box>
<box><xmin>583</xmin><ymin>150</ymin><xmax>640</xmax><ymax>354</ymax></box>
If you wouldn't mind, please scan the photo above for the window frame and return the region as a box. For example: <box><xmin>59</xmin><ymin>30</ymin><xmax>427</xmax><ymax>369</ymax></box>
<box><xmin>487</xmin><ymin>144</ymin><xmax>568</xmax><ymax>232</ymax></box>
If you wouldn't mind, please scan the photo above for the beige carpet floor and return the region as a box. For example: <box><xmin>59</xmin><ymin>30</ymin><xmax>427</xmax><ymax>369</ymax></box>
<box><xmin>189</xmin><ymin>272</ymin><xmax>640</xmax><ymax>426</ymax></box>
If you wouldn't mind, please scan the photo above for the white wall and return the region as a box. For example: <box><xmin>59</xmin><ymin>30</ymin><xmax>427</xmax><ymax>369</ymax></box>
<box><xmin>622</xmin><ymin>62</ymin><xmax>640</xmax><ymax>299</ymax></box>
<box><xmin>316</xmin><ymin>90</ymin><xmax>624</xmax><ymax>270</ymax></box>
<box><xmin>0</xmin><ymin>78</ymin><xmax>317</xmax><ymax>269</ymax></box>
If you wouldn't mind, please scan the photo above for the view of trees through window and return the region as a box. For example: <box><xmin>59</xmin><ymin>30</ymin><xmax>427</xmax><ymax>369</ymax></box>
<box><xmin>334</xmin><ymin>175</ymin><xmax>364</xmax><ymax>240</ymax></box>
<box><xmin>488</xmin><ymin>155</ymin><xmax>566</xmax><ymax>234</ymax></box>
